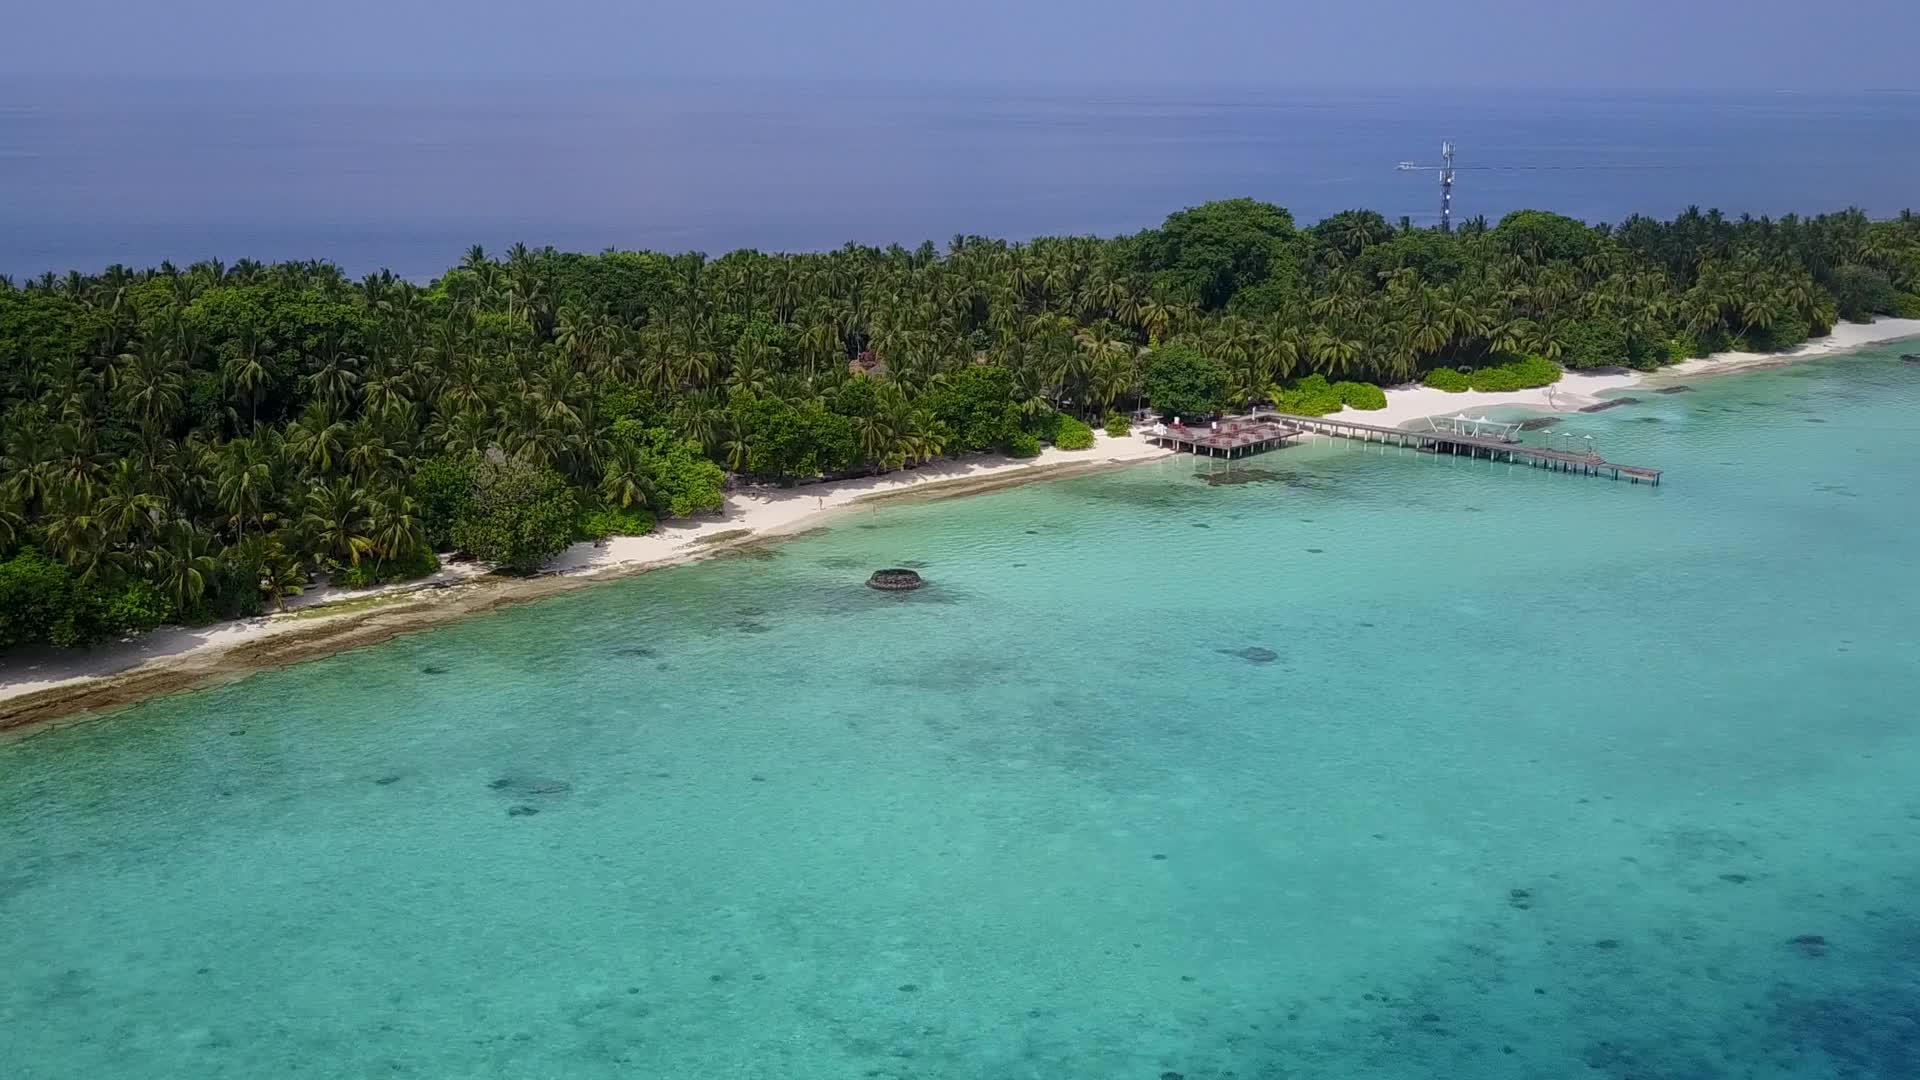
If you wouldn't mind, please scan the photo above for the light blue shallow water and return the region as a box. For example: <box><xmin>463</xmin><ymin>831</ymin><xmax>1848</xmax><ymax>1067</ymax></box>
<box><xmin>4</xmin><ymin>344</ymin><xmax>1920</xmax><ymax>1078</ymax></box>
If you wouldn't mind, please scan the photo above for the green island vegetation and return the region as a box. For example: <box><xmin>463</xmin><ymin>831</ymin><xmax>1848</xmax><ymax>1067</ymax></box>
<box><xmin>1422</xmin><ymin>354</ymin><xmax>1564</xmax><ymax>393</ymax></box>
<box><xmin>3</xmin><ymin>201</ymin><xmax>1918</xmax><ymax>648</ymax></box>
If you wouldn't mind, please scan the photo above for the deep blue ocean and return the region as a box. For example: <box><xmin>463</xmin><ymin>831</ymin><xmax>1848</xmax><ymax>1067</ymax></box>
<box><xmin>3</xmin><ymin>79</ymin><xmax>1918</xmax><ymax>279</ymax></box>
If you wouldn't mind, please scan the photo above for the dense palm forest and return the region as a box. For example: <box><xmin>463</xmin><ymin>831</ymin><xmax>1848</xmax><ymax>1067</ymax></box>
<box><xmin>4</xmin><ymin>200</ymin><xmax>1918</xmax><ymax>649</ymax></box>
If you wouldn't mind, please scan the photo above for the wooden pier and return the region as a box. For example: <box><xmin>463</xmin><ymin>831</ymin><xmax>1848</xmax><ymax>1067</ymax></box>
<box><xmin>1255</xmin><ymin>411</ymin><xmax>1663</xmax><ymax>485</ymax></box>
<box><xmin>1148</xmin><ymin>419</ymin><xmax>1304</xmax><ymax>458</ymax></box>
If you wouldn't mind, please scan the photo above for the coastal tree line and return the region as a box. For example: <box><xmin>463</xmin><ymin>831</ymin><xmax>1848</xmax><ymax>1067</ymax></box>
<box><xmin>3</xmin><ymin>200</ymin><xmax>1918</xmax><ymax>649</ymax></box>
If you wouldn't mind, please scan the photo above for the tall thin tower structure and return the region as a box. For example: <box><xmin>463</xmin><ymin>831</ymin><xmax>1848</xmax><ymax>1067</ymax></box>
<box><xmin>1396</xmin><ymin>142</ymin><xmax>1459</xmax><ymax>232</ymax></box>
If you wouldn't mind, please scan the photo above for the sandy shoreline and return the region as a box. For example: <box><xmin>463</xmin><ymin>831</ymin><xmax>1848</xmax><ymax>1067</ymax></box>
<box><xmin>1329</xmin><ymin>317</ymin><xmax>1920</xmax><ymax>429</ymax></box>
<box><xmin>5</xmin><ymin>316</ymin><xmax>1918</xmax><ymax>733</ymax></box>
<box><xmin>0</xmin><ymin>432</ymin><xmax>1174</xmax><ymax>733</ymax></box>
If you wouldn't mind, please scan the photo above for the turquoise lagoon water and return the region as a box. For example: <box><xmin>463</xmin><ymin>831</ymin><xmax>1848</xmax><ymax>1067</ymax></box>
<box><xmin>4</xmin><ymin>344</ymin><xmax>1920</xmax><ymax>1079</ymax></box>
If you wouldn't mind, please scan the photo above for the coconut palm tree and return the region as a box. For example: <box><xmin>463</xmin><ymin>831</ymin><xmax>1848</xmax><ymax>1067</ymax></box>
<box><xmin>299</xmin><ymin>478</ymin><xmax>376</xmax><ymax>569</ymax></box>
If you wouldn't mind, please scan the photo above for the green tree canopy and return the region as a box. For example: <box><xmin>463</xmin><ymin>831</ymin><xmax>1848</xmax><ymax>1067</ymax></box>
<box><xmin>449</xmin><ymin>454</ymin><xmax>577</xmax><ymax>573</ymax></box>
<box><xmin>1130</xmin><ymin>199</ymin><xmax>1300</xmax><ymax>310</ymax></box>
<box><xmin>1144</xmin><ymin>343</ymin><xmax>1230</xmax><ymax>420</ymax></box>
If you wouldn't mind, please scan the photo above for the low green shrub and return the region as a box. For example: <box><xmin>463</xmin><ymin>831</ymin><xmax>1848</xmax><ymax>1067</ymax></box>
<box><xmin>1334</xmin><ymin>381</ymin><xmax>1387</xmax><ymax>410</ymax></box>
<box><xmin>579</xmin><ymin>506</ymin><xmax>658</xmax><ymax>541</ymax></box>
<box><xmin>106</xmin><ymin>580</ymin><xmax>173</xmax><ymax>632</ymax></box>
<box><xmin>1103</xmin><ymin>412</ymin><xmax>1131</xmax><ymax>437</ymax></box>
<box><xmin>1272</xmin><ymin>373</ymin><xmax>1344</xmax><ymax>415</ymax></box>
<box><xmin>1466</xmin><ymin>354</ymin><xmax>1561</xmax><ymax>392</ymax></box>
<box><xmin>1742</xmin><ymin>315</ymin><xmax>1811</xmax><ymax>354</ymax></box>
<box><xmin>1006</xmin><ymin>432</ymin><xmax>1043</xmax><ymax>458</ymax></box>
<box><xmin>1893</xmin><ymin>292</ymin><xmax>1920</xmax><ymax>319</ymax></box>
<box><xmin>1053</xmin><ymin>416</ymin><xmax>1095</xmax><ymax>450</ymax></box>
<box><xmin>1028</xmin><ymin>412</ymin><xmax>1062</xmax><ymax>444</ymax></box>
<box><xmin>1422</xmin><ymin>356</ymin><xmax>1561</xmax><ymax>393</ymax></box>
<box><xmin>340</xmin><ymin>545</ymin><xmax>442</xmax><ymax>589</ymax></box>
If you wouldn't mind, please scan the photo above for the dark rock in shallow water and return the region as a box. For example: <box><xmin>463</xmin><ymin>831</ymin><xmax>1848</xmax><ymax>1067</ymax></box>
<box><xmin>490</xmin><ymin>776</ymin><xmax>570</xmax><ymax>797</ymax></box>
<box><xmin>1720</xmin><ymin>872</ymin><xmax>1751</xmax><ymax>884</ymax></box>
<box><xmin>867</xmin><ymin>568</ymin><xmax>924</xmax><ymax>591</ymax></box>
<box><xmin>1218</xmin><ymin>646</ymin><xmax>1278</xmax><ymax>664</ymax></box>
<box><xmin>374</xmin><ymin>775</ymin><xmax>402</xmax><ymax>786</ymax></box>
<box><xmin>1306</xmin><ymin>547</ymin><xmax>1325</xmax><ymax>553</ymax></box>
<box><xmin>1024</xmin><ymin>529</ymin><xmax>1040</xmax><ymax>535</ymax></box>
<box><xmin>1655</xmin><ymin>385</ymin><xmax>1695</xmax><ymax>394</ymax></box>
<box><xmin>506</xmin><ymin>805</ymin><xmax>540</xmax><ymax>817</ymax></box>
<box><xmin>1578</xmin><ymin>397</ymin><xmax>1638</xmax><ymax>413</ymax></box>
<box><xmin>1198</xmin><ymin>467</ymin><xmax>1286</xmax><ymax>486</ymax></box>
<box><xmin>1900</xmin><ymin>353</ymin><xmax>1919</xmax><ymax>362</ymax></box>
<box><xmin>1518</xmin><ymin>417</ymin><xmax>1559</xmax><ymax>431</ymax></box>
<box><xmin>1190</xmin><ymin>522</ymin><xmax>1210</xmax><ymax>529</ymax></box>
<box><xmin>1593</xmin><ymin>938</ymin><xmax>1622</xmax><ymax>950</ymax></box>
<box><xmin>419</xmin><ymin>665</ymin><xmax>449</xmax><ymax>675</ymax></box>
<box><xmin>1788</xmin><ymin>934</ymin><xmax>1828</xmax><ymax>956</ymax></box>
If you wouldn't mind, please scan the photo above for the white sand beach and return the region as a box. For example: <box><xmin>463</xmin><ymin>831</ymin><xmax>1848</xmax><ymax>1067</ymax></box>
<box><xmin>1333</xmin><ymin>317</ymin><xmax>1920</xmax><ymax>429</ymax></box>
<box><xmin>0</xmin><ymin>432</ymin><xmax>1173</xmax><ymax>715</ymax></box>
<box><xmin>6</xmin><ymin>316</ymin><xmax>1918</xmax><ymax>723</ymax></box>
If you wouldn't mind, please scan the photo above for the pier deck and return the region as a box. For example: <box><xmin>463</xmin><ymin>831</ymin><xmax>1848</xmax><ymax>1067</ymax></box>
<box><xmin>1147</xmin><ymin>420</ymin><xmax>1303</xmax><ymax>457</ymax></box>
<box><xmin>1254</xmin><ymin>411</ymin><xmax>1663</xmax><ymax>485</ymax></box>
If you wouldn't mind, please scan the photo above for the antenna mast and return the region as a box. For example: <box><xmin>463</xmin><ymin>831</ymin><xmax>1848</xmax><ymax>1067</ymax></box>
<box><xmin>1395</xmin><ymin>141</ymin><xmax>1459</xmax><ymax>232</ymax></box>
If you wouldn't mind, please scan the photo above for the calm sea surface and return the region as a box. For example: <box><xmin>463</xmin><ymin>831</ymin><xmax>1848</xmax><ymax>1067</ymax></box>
<box><xmin>4</xmin><ymin>343</ymin><xmax>1919</xmax><ymax>1077</ymax></box>
<box><xmin>3</xmin><ymin>80</ymin><xmax>1918</xmax><ymax>279</ymax></box>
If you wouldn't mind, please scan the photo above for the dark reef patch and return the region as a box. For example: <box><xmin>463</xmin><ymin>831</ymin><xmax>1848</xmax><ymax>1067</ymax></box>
<box><xmin>866</xmin><ymin>569</ymin><xmax>924</xmax><ymax>591</ymax></box>
<box><xmin>1788</xmin><ymin>934</ymin><xmax>1829</xmax><ymax>957</ymax></box>
<box><xmin>1218</xmin><ymin>646</ymin><xmax>1278</xmax><ymax>664</ymax></box>
<box><xmin>489</xmin><ymin>776</ymin><xmax>572</xmax><ymax>799</ymax></box>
